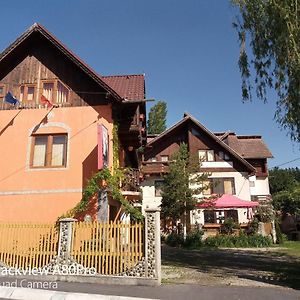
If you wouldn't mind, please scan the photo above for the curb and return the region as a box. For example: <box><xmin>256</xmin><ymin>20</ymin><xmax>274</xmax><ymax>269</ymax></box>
<box><xmin>0</xmin><ymin>286</ymin><xmax>154</xmax><ymax>300</ymax></box>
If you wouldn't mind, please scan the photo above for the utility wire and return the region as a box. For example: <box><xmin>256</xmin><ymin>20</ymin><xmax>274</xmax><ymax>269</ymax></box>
<box><xmin>0</xmin><ymin>116</ymin><xmax>98</xmax><ymax>184</ymax></box>
<box><xmin>272</xmin><ymin>157</ymin><xmax>300</xmax><ymax>168</ymax></box>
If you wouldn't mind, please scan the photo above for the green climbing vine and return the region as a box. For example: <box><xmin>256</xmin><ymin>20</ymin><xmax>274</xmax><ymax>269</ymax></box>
<box><xmin>58</xmin><ymin>124</ymin><xmax>144</xmax><ymax>222</ymax></box>
<box><xmin>112</xmin><ymin>123</ymin><xmax>120</xmax><ymax>170</ymax></box>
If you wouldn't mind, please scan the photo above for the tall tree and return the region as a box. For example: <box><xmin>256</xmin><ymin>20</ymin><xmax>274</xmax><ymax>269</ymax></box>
<box><xmin>161</xmin><ymin>143</ymin><xmax>207</xmax><ymax>237</ymax></box>
<box><xmin>269</xmin><ymin>167</ymin><xmax>300</xmax><ymax>216</ymax></box>
<box><xmin>147</xmin><ymin>101</ymin><xmax>167</xmax><ymax>134</ymax></box>
<box><xmin>232</xmin><ymin>0</ymin><xmax>300</xmax><ymax>142</ymax></box>
<box><xmin>269</xmin><ymin>167</ymin><xmax>298</xmax><ymax>194</ymax></box>
<box><xmin>272</xmin><ymin>188</ymin><xmax>300</xmax><ymax>216</ymax></box>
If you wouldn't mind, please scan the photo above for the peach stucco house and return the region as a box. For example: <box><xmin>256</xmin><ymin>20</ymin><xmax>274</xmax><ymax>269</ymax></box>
<box><xmin>0</xmin><ymin>24</ymin><xmax>146</xmax><ymax>222</ymax></box>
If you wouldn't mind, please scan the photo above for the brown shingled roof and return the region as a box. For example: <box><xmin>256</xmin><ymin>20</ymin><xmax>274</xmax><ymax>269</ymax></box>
<box><xmin>233</xmin><ymin>136</ymin><xmax>273</xmax><ymax>159</ymax></box>
<box><xmin>102</xmin><ymin>74</ymin><xmax>145</xmax><ymax>101</ymax></box>
<box><xmin>217</xmin><ymin>133</ymin><xmax>273</xmax><ymax>159</ymax></box>
<box><xmin>146</xmin><ymin>113</ymin><xmax>256</xmax><ymax>173</ymax></box>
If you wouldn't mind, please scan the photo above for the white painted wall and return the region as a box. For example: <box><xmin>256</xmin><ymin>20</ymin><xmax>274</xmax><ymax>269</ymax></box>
<box><xmin>140</xmin><ymin>176</ymin><xmax>162</xmax><ymax>212</ymax></box>
<box><xmin>206</xmin><ymin>171</ymin><xmax>251</xmax><ymax>200</ymax></box>
<box><xmin>249</xmin><ymin>175</ymin><xmax>270</xmax><ymax>196</ymax></box>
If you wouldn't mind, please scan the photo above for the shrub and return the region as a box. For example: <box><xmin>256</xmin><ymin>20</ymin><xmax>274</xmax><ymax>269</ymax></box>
<box><xmin>184</xmin><ymin>229</ymin><xmax>204</xmax><ymax>248</ymax></box>
<box><xmin>275</xmin><ymin>220</ymin><xmax>284</xmax><ymax>244</ymax></box>
<box><xmin>204</xmin><ymin>233</ymin><xmax>272</xmax><ymax>248</ymax></box>
<box><xmin>165</xmin><ymin>232</ymin><xmax>184</xmax><ymax>247</ymax></box>
<box><xmin>247</xmin><ymin>218</ymin><xmax>259</xmax><ymax>235</ymax></box>
<box><xmin>255</xmin><ymin>205</ymin><xmax>275</xmax><ymax>222</ymax></box>
<box><xmin>220</xmin><ymin>218</ymin><xmax>240</xmax><ymax>235</ymax></box>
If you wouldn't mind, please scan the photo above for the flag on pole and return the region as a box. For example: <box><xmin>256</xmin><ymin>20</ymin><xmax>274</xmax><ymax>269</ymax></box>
<box><xmin>4</xmin><ymin>92</ymin><xmax>20</xmax><ymax>106</ymax></box>
<box><xmin>40</xmin><ymin>95</ymin><xmax>53</xmax><ymax>109</ymax></box>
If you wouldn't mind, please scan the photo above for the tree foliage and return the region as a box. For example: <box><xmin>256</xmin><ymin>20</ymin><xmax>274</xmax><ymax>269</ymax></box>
<box><xmin>269</xmin><ymin>167</ymin><xmax>299</xmax><ymax>194</ymax></box>
<box><xmin>233</xmin><ymin>0</ymin><xmax>300</xmax><ymax>141</ymax></box>
<box><xmin>147</xmin><ymin>101</ymin><xmax>167</xmax><ymax>134</ymax></box>
<box><xmin>269</xmin><ymin>167</ymin><xmax>300</xmax><ymax>215</ymax></box>
<box><xmin>272</xmin><ymin>187</ymin><xmax>300</xmax><ymax>215</ymax></box>
<box><xmin>160</xmin><ymin>143</ymin><xmax>207</xmax><ymax>223</ymax></box>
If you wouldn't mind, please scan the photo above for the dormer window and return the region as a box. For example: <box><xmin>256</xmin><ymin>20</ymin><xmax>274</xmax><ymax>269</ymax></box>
<box><xmin>198</xmin><ymin>150</ymin><xmax>214</xmax><ymax>162</ymax></box>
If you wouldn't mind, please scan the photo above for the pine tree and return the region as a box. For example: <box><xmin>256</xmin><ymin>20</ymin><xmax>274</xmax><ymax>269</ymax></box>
<box><xmin>161</xmin><ymin>143</ymin><xmax>207</xmax><ymax>237</ymax></box>
<box><xmin>147</xmin><ymin>101</ymin><xmax>167</xmax><ymax>134</ymax></box>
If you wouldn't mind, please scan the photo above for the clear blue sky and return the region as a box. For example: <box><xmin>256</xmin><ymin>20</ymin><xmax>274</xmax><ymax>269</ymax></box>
<box><xmin>0</xmin><ymin>0</ymin><xmax>299</xmax><ymax>168</ymax></box>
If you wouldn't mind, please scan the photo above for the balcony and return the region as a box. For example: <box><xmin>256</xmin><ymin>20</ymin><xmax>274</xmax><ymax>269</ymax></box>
<box><xmin>251</xmin><ymin>195</ymin><xmax>272</xmax><ymax>203</ymax></box>
<box><xmin>120</xmin><ymin>168</ymin><xmax>142</xmax><ymax>203</ymax></box>
<box><xmin>141</xmin><ymin>161</ymin><xmax>170</xmax><ymax>175</ymax></box>
<box><xmin>0</xmin><ymin>101</ymin><xmax>75</xmax><ymax>111</ymax></box>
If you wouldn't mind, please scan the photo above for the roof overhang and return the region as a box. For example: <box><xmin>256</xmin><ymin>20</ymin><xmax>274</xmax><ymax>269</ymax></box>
<box><xmin>0</xmin><ymin>23</ymin><xmax>123</xmax><ymax>102</ymax></box>
<box><xmin>146</xmin><ymin>113</ymin><xmax>256</xmax><ymax>174</ymax></box>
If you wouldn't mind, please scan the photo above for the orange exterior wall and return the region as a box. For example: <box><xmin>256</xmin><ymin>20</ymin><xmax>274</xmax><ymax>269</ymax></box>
<box><xmin>0</xmin><ymin>105</ymin><xmax>113</xmax><ymax>222</ymax></box>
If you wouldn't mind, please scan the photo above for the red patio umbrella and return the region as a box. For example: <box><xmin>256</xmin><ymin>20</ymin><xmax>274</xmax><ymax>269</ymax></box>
<box><xmin>196</xmin><ymin>194</ymin><xmax>259</xmax><ymax>208</ymax></box>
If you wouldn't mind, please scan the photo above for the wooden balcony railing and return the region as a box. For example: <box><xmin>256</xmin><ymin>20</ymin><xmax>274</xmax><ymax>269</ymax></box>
<box><xmin>0</xmin><ymin>101</ymin><xmax>76</xmax><ymax>111</ymax></box>
<box><xmin>251</xmin><ymin>195</ymin><xmax>272</xmax><ymax>203</ymax></box>
<box><xmin>120</xmin><ymin>168</ymin><xmax>142</xmax><ymax>192</ymax></box>
<box><xmin>141</xmin><ymin>161</ymin><xmax>170</xmax><ymax>175</ymax></box>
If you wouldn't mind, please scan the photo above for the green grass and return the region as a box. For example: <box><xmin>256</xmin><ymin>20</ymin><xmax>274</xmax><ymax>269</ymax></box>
<box><xmin>274</xmin><ymin>241</ymin><xmax>300</xmax><ymax>257</ymax></box>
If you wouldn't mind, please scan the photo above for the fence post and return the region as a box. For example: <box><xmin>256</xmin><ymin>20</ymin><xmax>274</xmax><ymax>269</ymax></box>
<box><xmin>58</xmin><ymin>218</ymin><xmax>77</xmax><ymax>260</ymax></box>
<box><xmin>145</xmin><ymin>207</ymin><xmax>161</xmax><ymax>284</ymax></box>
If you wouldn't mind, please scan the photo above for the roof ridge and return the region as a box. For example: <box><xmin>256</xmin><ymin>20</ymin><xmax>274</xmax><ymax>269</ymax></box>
<box><xmin>237</xmin><ymin>135</ymin><xmax>262</xmax><ymax>139</ymax></box>
<box><xmin>146</xmin><ymin>113</ymin><xmax>256</xmax><ymax>173</ymax></box>
<box><xmin>0</xmin><ymin>23</ymin><xmax>123</xmax><ymax>101</ymax></box>
<box><xmin>102</xmin><ymin>74</ymin><xmax>145</xmax><ymax>78</ymax></box>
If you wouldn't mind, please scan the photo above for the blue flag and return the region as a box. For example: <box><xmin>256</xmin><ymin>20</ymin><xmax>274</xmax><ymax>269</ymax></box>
<box><xmin>4</xmin><ymin>92</ymin><xmax>20</xmax><ymax>106</ymax></box>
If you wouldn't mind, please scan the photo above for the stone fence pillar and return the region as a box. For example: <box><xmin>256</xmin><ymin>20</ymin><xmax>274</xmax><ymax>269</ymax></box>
<box><xmin>58</xmin><ymin>218</ymin><xmax>77</xmax><ymax>260</ymax></box>
<box><xmin>145</xmin><ymin>208</ymin><xmax>161</xmax><ymax>284</ymax></box>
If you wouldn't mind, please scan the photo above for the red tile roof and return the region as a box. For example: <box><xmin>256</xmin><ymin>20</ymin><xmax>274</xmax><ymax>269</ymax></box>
<box><xmin>102</xmin><ymin>74</ymin><xmax>145</xmax><ymax>101</ymax></box>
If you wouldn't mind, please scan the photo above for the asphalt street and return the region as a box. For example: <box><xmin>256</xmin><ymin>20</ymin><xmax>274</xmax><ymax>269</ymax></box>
<box><xmin>0</xmin><ymin>277</ymin><xmax>299</xmax><ymax>300</ymax></box>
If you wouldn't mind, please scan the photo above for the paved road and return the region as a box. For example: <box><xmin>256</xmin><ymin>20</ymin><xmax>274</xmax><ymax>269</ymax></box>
<box><xmin>0</xmin><ymin>277</ymin><xmax>299</xmax><ymax>300</ymax></box>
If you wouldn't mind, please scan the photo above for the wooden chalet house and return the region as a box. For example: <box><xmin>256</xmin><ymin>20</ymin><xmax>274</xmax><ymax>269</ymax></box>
<box><xmin>0</xmin><ymin>24</ymin><xmax>146</xmax><ymax>222</ymax></box>
<box><xmin>141</xmin><ymin>113</ymin><xmax>273</xmax><ymax>232</ymax></box>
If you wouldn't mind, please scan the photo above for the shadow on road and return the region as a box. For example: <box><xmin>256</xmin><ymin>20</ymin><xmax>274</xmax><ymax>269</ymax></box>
<box><xmin>162</xmin><ymin>244</ymin><xmax>300</xmax><ymax>290</ymax></box>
